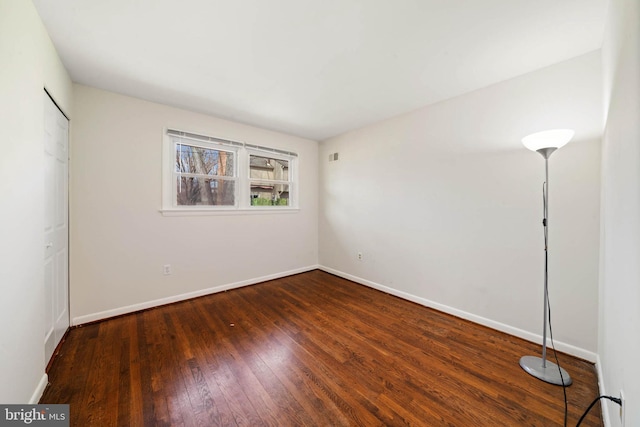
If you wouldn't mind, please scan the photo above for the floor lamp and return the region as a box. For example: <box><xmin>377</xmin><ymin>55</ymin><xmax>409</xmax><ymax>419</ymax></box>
<box><xmin>519</xmin><ymin>129</ymin><xmax>574</xmax><ymax>386</ymax></box>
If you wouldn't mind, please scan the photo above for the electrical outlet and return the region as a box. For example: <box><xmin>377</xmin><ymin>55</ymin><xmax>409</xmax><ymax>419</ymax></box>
<box><xmin>620</xmin><ymin>389</ymin><xmax>625</xmax><ymax>426</ymax></box>
<box><xmin>357</xmin><ymin>252</ymin><xmax>363</xmax><ymax>261</ymax></box>
<box><xmin>163</xmin><ymin>264</ymin><xmax>172</xmax><ymax>275</ymax></box>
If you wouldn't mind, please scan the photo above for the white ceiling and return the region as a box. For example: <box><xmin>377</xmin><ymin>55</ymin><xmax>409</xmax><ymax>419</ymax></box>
<box><xmin>33</xmin><ymin>0</ymin><xmax>607</xmax><ymax>141</ymax></box>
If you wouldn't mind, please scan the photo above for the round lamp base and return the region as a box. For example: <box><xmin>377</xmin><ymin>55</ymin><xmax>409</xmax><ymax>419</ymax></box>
<box><xmin>519</xmin><ymin>356</ymin><xmax>572</xmax><ymax>386</ymax></box>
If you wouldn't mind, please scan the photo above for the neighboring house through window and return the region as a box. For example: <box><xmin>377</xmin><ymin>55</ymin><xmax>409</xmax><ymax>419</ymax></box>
<box><xmin>249</xmin><ymin>152</ymin><xmax>291</xmax><ymax>206</ymax></box>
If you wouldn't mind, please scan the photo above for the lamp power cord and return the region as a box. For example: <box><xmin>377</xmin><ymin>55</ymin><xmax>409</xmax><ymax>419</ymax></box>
<box><xmin>542</xmin><ymin>182</ymin><xmax>623</xmax><ymax>426</ymax></box>
<box><xmin>543</xmin><ymin>182</ymin><xmax>569</xmax><ymax>427</ymax></box>
<box><xmin>576</xmin><ymin>395</ymin><xmax>622</xmax><ymax>427</ymax></box>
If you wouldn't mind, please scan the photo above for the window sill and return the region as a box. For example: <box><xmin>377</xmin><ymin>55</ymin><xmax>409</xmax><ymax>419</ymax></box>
<box><xmin>159</xmin><ymin>207</ymin><xmax>300</xmax><ymax>217</ymax></box>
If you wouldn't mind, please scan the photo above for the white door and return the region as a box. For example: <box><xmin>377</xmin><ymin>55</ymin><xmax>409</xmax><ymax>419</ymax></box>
<box><xmin>44</xmin><ymin>92</ymin><xmax>69</xmax><ymax>363</ymax></box>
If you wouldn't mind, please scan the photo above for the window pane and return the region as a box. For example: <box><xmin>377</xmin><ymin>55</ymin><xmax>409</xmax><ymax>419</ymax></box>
<box><xmin>249</xmin><ymin>155</ymin><xmax>289</xmax><ymax>180</ymax></box>
<box><xmin>177</xmin><ymin>177</ymin><xmax>235</xmax><ymax>206</ymax></box>
<box><xmin>250</xmin><ymin>182</ymin><xmax>289</xmax><ymax>206</ymax></box>
<box><xmin>176</xmin><ymin>143</ymin><xmax>234</xmax><ymax>176</ymax></box>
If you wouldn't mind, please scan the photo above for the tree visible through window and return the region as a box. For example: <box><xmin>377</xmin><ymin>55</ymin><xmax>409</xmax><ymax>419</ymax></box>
<box><xmin>175</xmin><ymin>143</ymin><xmax>236</xmax><ymax>206</ymax></box>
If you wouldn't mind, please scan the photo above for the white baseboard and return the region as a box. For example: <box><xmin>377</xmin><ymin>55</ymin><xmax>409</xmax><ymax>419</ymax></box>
<box><xmin>72</xmin><ymin>265</ymin><xmax>320</xmax><ymax>326</ymax></box>
<box><xmin>319</xmin><ymin>265</ymin><xmax>598</xmax><ymax>363</ymax></box>
<box><xmin>29</xmin><ymin>373</ymin><xmax>48</xmax><ymax>404</ymax></box>
<box><xmin>71</xmin><ymin>263</ymin><xmax>598</xmax><ymax>362</ymax></box>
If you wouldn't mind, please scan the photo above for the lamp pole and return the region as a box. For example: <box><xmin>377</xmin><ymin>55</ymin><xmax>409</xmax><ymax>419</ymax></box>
<box><xmin>519</xmin><ymin>146</ymin><xmax>572</xmax><ymax>386</ymax></box>
<box><xmin>541</xmin><ymin>148</ymin><xmax>553</xmax><ymax>370</ymax></box>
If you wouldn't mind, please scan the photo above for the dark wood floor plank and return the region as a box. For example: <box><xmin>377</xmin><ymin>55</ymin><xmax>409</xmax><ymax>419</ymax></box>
<box><xmin>221</xmin><ymin>297</ymin><xmax>321</xmax><ymax>415</ymax></box>
<box><xmin>237</xmin><ymin>281</ymin><xmax>396</xmax><ymax>426</ymax></box>
<box><xmin>274</xmin><ymin>278</ymin><xmax>518</xmax><ymax>425</ymax></box>
<box><xmin>212</xmin><ymin>295</ymin><xmax>318</xmax><ymax>426</ymax></box>
<box><xmin>193</xmin><ymin>296</ymin><xmax>286</xmax><ymax>427</ymax></box>
<box><xmin>121</xmin><ymin>314</ymin><xmax>145</xmax><ymax>427</ymax></box>
<box><xmin>143</xmin><ymin>308</ymin><xmax>188</xmax><ymax>427</ymax></box>
<box><xmin>228</xmin><ymin>288</ymin><xmax>370</xmax><ymax>427</ymax></box>
<box><xmin>266</xmin><ymin>292</ymin><xmax>437</xmax><ymax>425</ymax></box>
<box><xmin>177</xmin><ymin>300</ymin><xmax>261</xmax><ymax>427</ymax></box>
<box><xmin>41</xmin><ymin>270</ymin><xmax>602</xmax><ymax>426</ymax></box>
<box><xmin>76</xmin><ymin>319</ymin><xmax>119</xmax><ymax>426</ymax></box>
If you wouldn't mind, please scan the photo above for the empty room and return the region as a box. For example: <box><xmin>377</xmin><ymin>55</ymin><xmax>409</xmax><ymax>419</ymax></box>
<box><xmin>1</xmin><ymin>0</ymin><xmax>638</xmax><ymax>426</ymax></box>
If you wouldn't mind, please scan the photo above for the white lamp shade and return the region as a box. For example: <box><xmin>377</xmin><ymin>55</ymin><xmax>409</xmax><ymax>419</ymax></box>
<box><xmin>521</xmin><ymin>129</ymin><xmax>575</xmax><ymax>151</ymax></box>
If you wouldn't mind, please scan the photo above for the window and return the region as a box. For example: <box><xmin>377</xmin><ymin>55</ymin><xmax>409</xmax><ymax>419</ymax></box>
<box><xmin>249</xmin><ymin>154</ymin><xmax>291</xmax><ymax>206</ymax></box>
<box><xmin>175</xmin><ymin>142</ymin><xmax>237</xmax><ymax>206</ymax></box>
<box><xmin>163</xmin><ymin>129</ymin><xmax>298</xmax><ymax>213</ymax></box>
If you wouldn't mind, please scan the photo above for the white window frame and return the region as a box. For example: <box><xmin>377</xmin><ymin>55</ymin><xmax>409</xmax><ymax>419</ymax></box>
<box><xmin>161</xmin><ymin>129</ymin><xmax>299</xmax><ymax>215</ymax></box>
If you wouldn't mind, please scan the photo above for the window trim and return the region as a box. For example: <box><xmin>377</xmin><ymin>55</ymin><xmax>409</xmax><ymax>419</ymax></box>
<box><xmin>161</xmin><ymin>128</ymin><xmax>299</xmax><ymax>215</ymax></box>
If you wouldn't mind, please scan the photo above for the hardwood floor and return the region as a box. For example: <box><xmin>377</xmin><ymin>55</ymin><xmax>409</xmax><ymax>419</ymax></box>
<box><xmin>41</xmin><ymin>270</ymin><xmax>602</xmax><ymax>426</ymax></box>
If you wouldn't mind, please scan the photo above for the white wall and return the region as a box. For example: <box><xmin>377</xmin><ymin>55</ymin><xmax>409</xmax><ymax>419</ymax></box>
<box><xmin>599</xmin><ymin>0</ymin><xmax>640</xmax><ymax>425</ymax></box>
<box><xmin>70</xmin><ymin>85</ymin><xmax>318</xmax><ymax>323</ymax></box>
<box><xmin>319</xmin><ymin>52</ymin><xmax>602</xmax><ymax>359</ymax></box>
<box><xmin>0</xmin><ymin>0</ymin><xmax>72</xmax><ymax>403</ymax></box>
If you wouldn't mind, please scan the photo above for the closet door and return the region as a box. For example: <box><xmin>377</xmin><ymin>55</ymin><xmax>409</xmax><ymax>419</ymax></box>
<box><xmin>44</xmin><ymin>92</ymin><xmax>69</xmax><ymax>363</ymax></box>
